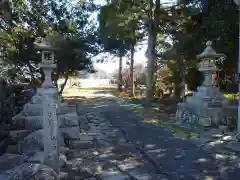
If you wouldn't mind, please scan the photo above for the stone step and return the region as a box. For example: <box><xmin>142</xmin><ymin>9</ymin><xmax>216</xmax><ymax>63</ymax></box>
<box><xmin>59</xmin><ymin>172</ymin><xmax>68</xmax><ymax>180</ymax></box>
<box><xmin>18</xmin><ymin>129</ymin><xmax>65</xmax><ymax>154</ymax></box>
<box><xmin>9</xmin><ymin>130</ymin><xmax>31</xmax><ymax>142</ymax></box>
<box><xmin>68</xmin><ymin>140</ymin><xmax>93</xmax><ymax>149</ymax></box>
<box><xmin>61</xmin><ymin>127</ymin><xmax>82</xmax><ymax>140</ymax></box>
<box><xmin>5</xmin><ymin>145</ymin><xmax>18</xmax><ymax>154</ymax></box>
<box><xmin>0</xmin><ymin>153</ymin><xmax>25</xmax><ymax>171</ymax></box>
<box><xmin>22</xmin><ymin>103</ymin><xmax>69</xmax><ymax>116</ymax></box>
<box><xmin>24</xmin><ymin>151</ymin><xmax>67</xmax><ymax>168</ymax></box>
<box><xmin>12</xmin><ymin>112</ymin><xmax>79</xmax><ymax>130</ymax></box>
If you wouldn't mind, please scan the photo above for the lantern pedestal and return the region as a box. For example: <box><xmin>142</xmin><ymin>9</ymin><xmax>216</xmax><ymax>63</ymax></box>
<box><xmin>39</xmin><ymin>63</ymin><xmax>56</xmax><ymax>88</ymax></box>
<box><xmin>175</xmin><ymin>41</ymin><xmax>231</xmax><ymax>127</ymax></box>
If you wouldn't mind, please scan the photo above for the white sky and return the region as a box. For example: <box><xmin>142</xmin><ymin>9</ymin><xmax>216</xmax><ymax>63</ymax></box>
<box><xmin>92</xmin><ymin>0</ymin><xmax>176</xmax><ymax>73</ymax></box>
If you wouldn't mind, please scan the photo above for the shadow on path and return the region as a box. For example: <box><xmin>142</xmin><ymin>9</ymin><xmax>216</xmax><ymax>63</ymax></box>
<box><xmin>64</xmin><ymin>89</ymin><xmax>240</xmax><ymax>180</ymax></box>
<box><xmin>97</xmin><ymin>99</ymin><xmax>239</xmax><ymax>180</ymax></box>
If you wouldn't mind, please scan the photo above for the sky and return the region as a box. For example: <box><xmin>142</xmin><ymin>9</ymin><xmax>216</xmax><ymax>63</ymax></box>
<box><xmin>92</xmin><ymin>0</ymin><xmax>176</xmax><ymax>73</ymax></box>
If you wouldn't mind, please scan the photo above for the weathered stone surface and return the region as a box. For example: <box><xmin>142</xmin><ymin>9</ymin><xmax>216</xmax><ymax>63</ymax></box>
<box><xmin>0</xmin><ymin>154</ymin><xmax>25</xmax><ymax>171</ymax></box>
<box><xmin>24</xmin><ymin>116</ymin><xmax>42</xmax><ymax>130</ymax></box>
<box><xmin>175</xmin><ymin>44</ymin><xmax>232</xmax><ymax>127</ymax></box>
<box><xmin>18</xmin><ymin>129</ymin><xmax>65</xmax><ymax>154</ymax></box>
<box><xmin>11</xmin><ymin>114</ymin><xmax>25</xmax><ymax>129</ymax></box>
<box><xmin>25</xmin><ymin>151</ymin><xmax>67</xmax><ymax>168</ymax></box>
<box><xmin>5</xmin><ymin>145</ymin><xmax>18</xmax><ymax>154</ymax></box>
<box><xmin>60</xmin><ymin>113</ymin><xmax>79</xmax><ymax>127</ymax></box>
<box><xmin>68</xmin><ymin>140</ymin><xmax>93</xmax><ymax>149</ymax></box>
<box><xmin>78</xmin><ymin>115</ymin><xmax>88</xmax><ymax>122</ymax></box>
<box><xmin>60</xmin><ymin>147</ymin><xmax>70</xmax><ymax>154</ymax></box>
<box><xmin>66</xmin><ymin>158</ymin><xmax>111</xmax><ymax>175</ymax></box>
<box><xmin>0</xmin><ymin>163</ymin><xmax>58</xmax><ymax>180</ymax></box>
<box><xmin>13</xmin><ymin>113</ymin><xmax>79</xmax><ymax>130</ymax></box>
<box><xmin>65</xmin><ymin>157</ymin><xmax>83</xmax><ymax>171</ymax></box>
<box><xmin>58</xmin><ymin>172</ymin><xmax>68</xmax><ymax>180</ymax></box>
<box><xmin>9</xmin><ymin>130</ymin><xmax>30</xmax><ymax>142</ymax></box>
<box><xmin>80</xmin><ymin>122</ymin><xmax>90</xmax><ymax>130</ymax></box>
<box><xmin>100</xmin><ymin>168</ymin><xmax>130</xmax><ymax>180</ymax></box>
<box><xmin>225</xmin><ymin>142</ymin><xmax>240</xmax><ymax>153</ymax></box>
<box><xmin>61</xmin><ymin>127</ymin><xmax>81</xmax><ymax>140</ymax></box>
<box><xmin>22</xmin><ymin>102</ymin><xmax>69</xmax><ymax>116</ymax></box>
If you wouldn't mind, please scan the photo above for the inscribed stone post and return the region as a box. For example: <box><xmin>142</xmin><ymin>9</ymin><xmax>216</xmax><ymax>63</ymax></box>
<box><xmin>42</xmin><ymin>95</ymin><xmax>59</xmax><ymax>173</ymax></box>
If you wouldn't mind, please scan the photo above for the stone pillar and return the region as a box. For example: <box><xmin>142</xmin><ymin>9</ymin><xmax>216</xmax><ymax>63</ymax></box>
<box><xmin>42</xmin><ymin>95</ymin><xmax>59</xmax><ymax>173</ymax></box>
<box><xmin>39</xmin><ymin>64</ymin><xmax>56</xmax><ymax>88</ymax></box>
<box><xmin>34</xmin><ymin>37</ymin><xmax>60</xmax><ymax>173</ymax></box>
<box><xmin>202</xmin><ymin>71</ymin><xmax>213</xmax><ymax>86</ymax></box>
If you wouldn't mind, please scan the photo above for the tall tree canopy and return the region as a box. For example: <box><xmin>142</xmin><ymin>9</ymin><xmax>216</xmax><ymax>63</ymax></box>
<box><xmin>0</xmin><ymin>0</ymin><xmax>100</xmax><ymax>92</ymax></box>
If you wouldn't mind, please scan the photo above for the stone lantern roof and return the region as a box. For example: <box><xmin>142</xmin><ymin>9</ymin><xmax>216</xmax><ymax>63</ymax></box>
<box><xmin>34</xmin><ymin>37</ymin><xmax>58</xmax><ymax>51</ymax></box>
<box><xmin>197</xmin><ymin>41</ymin><xmax>226</xmax><ymax>72</ymax></box>
<box><xmin>197</xmin><ymin>41</ymin><xmax>225</xmax><ymax>60</ymax></box>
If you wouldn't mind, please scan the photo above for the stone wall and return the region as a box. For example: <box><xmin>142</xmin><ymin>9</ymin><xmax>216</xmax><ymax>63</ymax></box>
<box><xmin>0</xmin><ymin>79</ymin><xmax>16</xmax><ymax>154</ymax></box>
<box><xmin>12</xmin><ymin>84</ymin><xmax>35</xmax><ymax>113</ymax></box>
<box><xmin>0</xmin><ymin>81</ymin><xmax>34</xmax><ymax>154</ymax></box>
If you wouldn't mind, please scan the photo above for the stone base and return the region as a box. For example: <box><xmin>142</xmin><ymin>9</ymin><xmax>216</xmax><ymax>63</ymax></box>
<box><xmin>12</xmin><ymin>112</ymin><xmax>79</xmax><ymax>130</ymax></box>
<box><xmin>0</xmin><ymin>154</ymin><xmax>25</xmax><ymax>171</ymax></box>
<box><xmin>22</xmin><ymin>102</ymin><xmax>69</xmax><ymax>116</ymax></box>
<box><xmin>175</xmin><ymin>103</ymin><xmax>224</xmax><ymax>127</ymax></box>
<box><xmin>18</xmin><ymin>129</ymin><xmax>65</xmax><ymax>154</ymax></box>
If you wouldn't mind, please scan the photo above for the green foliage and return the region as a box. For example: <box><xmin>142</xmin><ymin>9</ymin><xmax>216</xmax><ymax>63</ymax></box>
<box><xmin>0</xmin><ymin>79</ymin><xmax>16</xmax><ymax>125</ymax></box>
<box><xmin>98</xmin><ymin>0</ymin><xmax>144</xmax><ymax>55</ymax></box>
<box><xmin>0</xmin><ymin>0</ymin><xmax>99</xmax><ymax>85</ymax></box>
<box><xmin>178</xmin><ymin>0</ymin><xmax>238</xmax><ymax>92</ymax></box>
<box><xmin>55</xmin><ymin>36</ymin><xmax>93</xmax><ymax>76</ymax></box>
<box><xmin>99</xmin><ymin>4</ymin><xmax>129</xmax><ymax>55</ymax></box>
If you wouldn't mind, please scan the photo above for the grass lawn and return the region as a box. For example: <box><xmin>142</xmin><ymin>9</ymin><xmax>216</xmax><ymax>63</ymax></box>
<box><xmin>224</xmin><ymin>93</ymin><xmax>239</xmax><ymax>101</ymax></box>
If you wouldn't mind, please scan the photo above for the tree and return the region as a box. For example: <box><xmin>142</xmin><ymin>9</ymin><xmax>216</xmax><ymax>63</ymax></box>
<box><xmin>0</xmin><ymin>0</ymin><xmax>99</xmax><ymax>93</ymax></box>
<box><xmin>99</xmin><ymin>0</ymin><xmax>173</xmax><ymax>100</ymax></box>
<box><xmin>112</xmin><ymin>0</ymin><xmax>144</xmax><ymax>96</ymax></box>
<box><xmin>175</xmin><ymin>0</ymin><xmax>238</xmax><ymax>93</ymax></box>
<box><xmin>122</xmin><ymin>63</ymin><xmax>145</xmax><ymax>89</ymax></box>
<box><xmin>158</xmin><ymin>3</ymin><xmax>204</xmax><ymax>97</ymax></box>
<box><xmin>54</xmin><ymin>36</ymin><xmax>94</xmax><ymax>94</ymax></box>
<box><xmin>99</xmin><ymin>3</ymin><xmax>133</xmax><ymax>91</ymax></box>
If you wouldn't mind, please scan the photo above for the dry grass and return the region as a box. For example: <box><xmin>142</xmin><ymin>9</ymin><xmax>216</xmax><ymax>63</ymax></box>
<box><xmin>117</xmin><ymin>91</ymin><xmax>144</xmax><ymax>100</ymax></box>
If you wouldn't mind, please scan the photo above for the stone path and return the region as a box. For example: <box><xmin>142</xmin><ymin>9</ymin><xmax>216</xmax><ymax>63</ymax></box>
<box><xmin>64</xmin><ymin>97</ymin><xmax>168</xmax><ymax>180</ymax></box>
<box><xmin>64</xmin><ymin>93</ymin><xmax>240</xmax><ymax>180</ymax></box>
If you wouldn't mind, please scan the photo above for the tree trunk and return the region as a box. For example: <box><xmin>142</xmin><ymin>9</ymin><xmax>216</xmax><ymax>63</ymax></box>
<box><xmin>145</xmin><ymin>0</ymin><xmax>159</xmax><ymax>102</ymax></box>
<box><xmin>130</xmin><ymin>44</ymin><xmax>135</xmax><ymax>97</ymax></box>
<box><xmin>145</xmin><ymin>36</ymin><xmax>155</xmax><ymax>102</ymax></box>
<box><xmin>59</xmin><ymin>75</ymin><xmax>69</xmax><ymax>95</ymax></box>
<box><xmin>118</xmin><ymin>53</ymin><xmax>123</xmax><ymax>92</ymax></box>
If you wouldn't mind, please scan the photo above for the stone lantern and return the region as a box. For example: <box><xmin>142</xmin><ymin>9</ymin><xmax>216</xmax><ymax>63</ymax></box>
<box><xmin>34</xmin><ymin>38</ymin><xmax>57</xmax><ymax>88</ymax></box>
<box><xmin>193</xmin><ymin>41</ymin><xmax>226</xmax><ymax>102</ymax></box>
<box><xmin>175</xmin><ymin>41</ymin><xmax>229</xmax><ymax>127</ymax></box>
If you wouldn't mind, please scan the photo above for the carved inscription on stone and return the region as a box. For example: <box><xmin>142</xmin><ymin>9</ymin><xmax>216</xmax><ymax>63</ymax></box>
<box><xmin>42</xmin><ymin>96</ymin><xmax>59</xmax><ymax>172</ymax></box>
<box><xmin>47</xmin><ymin>102</ymin><xmax>58</xmax><ymax>151</ymax></box>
